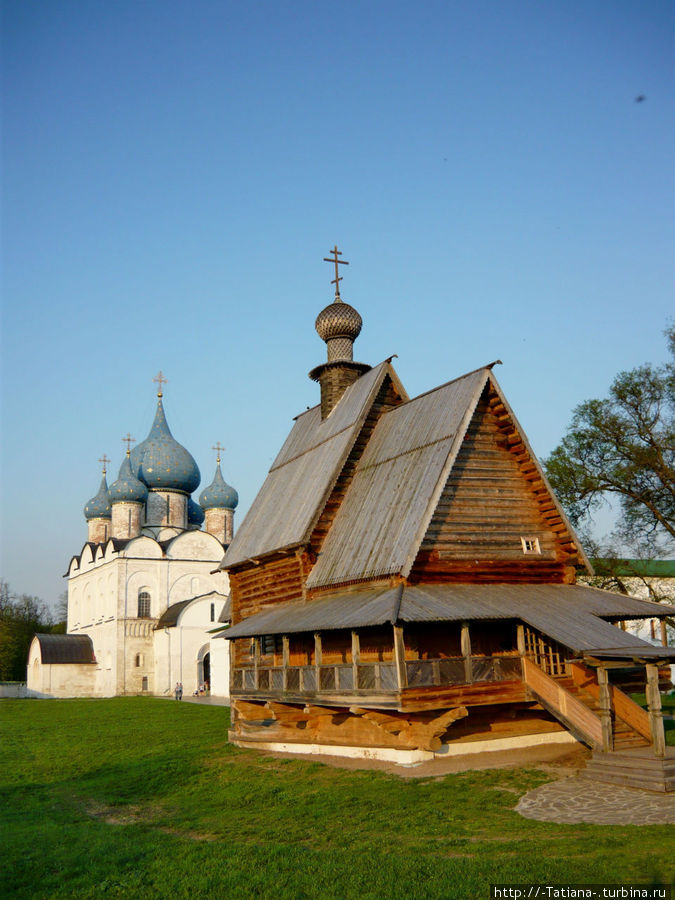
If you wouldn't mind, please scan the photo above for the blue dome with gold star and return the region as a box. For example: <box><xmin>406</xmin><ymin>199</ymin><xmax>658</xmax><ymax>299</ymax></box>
<box><xmin>199</xmin><ymin>462</ymin><xmax>238</xmax><ymax>511</ymax></box>
<box><xmin>130</xmin><ymin>397</ymin><xmax>201</xmax><ymax>494</ymax></box>
<box><xmin>109</xmin><ymin>454</ymin><xmax>149</xmax><ymax>504</ymax></box>
<box><xmin>84</xmin><ymin>474</ymin><xmax>112</xmax><ymax>520</ymax></box>
<box><xmin>187</xmin><ymin>497</ymin><xmax>205</xmax><ymax>526</ymax></box>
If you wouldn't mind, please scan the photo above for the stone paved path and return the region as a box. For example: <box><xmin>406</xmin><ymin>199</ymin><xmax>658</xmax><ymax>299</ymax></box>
<box><xmin>516</xmin><ymin>774</ymin><xmax>675</xmax><ymax>825</ymax></box>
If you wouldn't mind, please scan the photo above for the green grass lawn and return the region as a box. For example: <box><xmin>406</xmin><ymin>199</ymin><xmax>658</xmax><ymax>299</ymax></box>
<box><xmin>1</xmin><ymin>699</ymin><xmax>673</xmax><ymax>899</ymax></box>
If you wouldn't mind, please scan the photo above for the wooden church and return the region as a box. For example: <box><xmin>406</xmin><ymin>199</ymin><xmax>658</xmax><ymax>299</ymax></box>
<box><xmin>217</xmin><ymin>248</ymin><xmax>674</xmax><ymax>790</ymax></box>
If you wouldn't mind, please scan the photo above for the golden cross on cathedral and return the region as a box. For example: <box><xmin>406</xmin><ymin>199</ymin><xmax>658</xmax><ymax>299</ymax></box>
<box><xmin>153</xmin><ymin>371</ymin><xmax>168</xmax><ymax>397</ymax></box>
<box><xmin>212</xmin><ymin>442</ymin><xmax>225</xmax><ymax>464</ymax></box>
<box><xmin>98</xmin><ymin>454</ymin><xmax>110</xmax><ymax>474</ymax></box>
<box><xmin>122</xmin><ymin>433</ymin><xmax>136</xmax><ymax>456</ymax></box>
<box><xmin>323</xmin><ymin>245</ymin><xmax>349</xmax><ymax>300</ymax></box>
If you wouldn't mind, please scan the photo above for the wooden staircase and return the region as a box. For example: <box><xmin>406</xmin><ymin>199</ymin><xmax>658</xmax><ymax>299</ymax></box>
<box><xmin>554</xmin><ymin>676</ymin><xmax>649</xmax><ymax>750</ymax></box>
<box><xmin>522</xmin><ymin>657</ymin><xmax>674</xmax><ymax>792</ymax></box>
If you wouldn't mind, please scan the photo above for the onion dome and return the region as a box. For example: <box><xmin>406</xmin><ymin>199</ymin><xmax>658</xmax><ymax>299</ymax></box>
<box><xmin>187</xmin><ymin>497</ymin><xmax>205</xmax><ymax>526</ymax></box>
<box><xmin>130</xmin><ymin>396</ymin><xmax>200</xmax><ymax>494</ymax></box>
<box><xmin>315</xmin><ymin>300</ymin><xmax>363</xmax><ymax>344</ymax></box>
<box><xmin>109</xmin><ymin>453</ymin><xmax>148</xmax><ymax>504</ymax></box>
<box><xmin>84</xmin><ymin>474</ymin><xmax>112</xmax><ymax>520</ymax></box>
<box><xmin>199</xmin><ymin>462</ymin><xmax>239</xmax><ymax>511</ymax></box>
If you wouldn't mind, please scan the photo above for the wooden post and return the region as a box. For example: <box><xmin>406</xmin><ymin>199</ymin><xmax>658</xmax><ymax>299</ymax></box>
<box><xmin>596</xmin><ymin>666</ymin><xmax>613</xmax><ymax>752</ymax></box>
<box><xmin>660</xmin><ymin>620</ymin><xmax>668</xmax><ymax>648</ymax></box>
<box><xmin>314</xmin><ymin>632</ymin><xmax>322</xmax><ymax>692</ymax></box>
<box><xmin>516</xmin><ymin>624</ymin><xmax>526</xmax><ymax>681</ymax></box>
<box><xmin>253</xmin><ymin>637</ymin><xmax>261</xmax><ymax>690</ymax></box>
<box><xmin>461</xmin><ymin>622</ymin><xmax>473</xmax><ymax>684</ymax></box>
<box><xmin>351</xmin><ymin>630</ymin><xmax>360</xmax><ymax>690</ymax></box>
<box><xmin>646</xmin><ymin>664</ymin><xmax>666</xmax><ymax>758</ymax></box>
<box><xmin>393</xmin><ymin>625</ymin><xmax>407</xmax><ymax>690</ymax></box>
<box><xmin>282</xmin><ymin>635</ymin><xmax>289</xmax><ymax>691</ymax></box>
<box><xmin>516</xmin><ymin>624</ymin><xmax>526</xmax><ymax>655</ymax></box>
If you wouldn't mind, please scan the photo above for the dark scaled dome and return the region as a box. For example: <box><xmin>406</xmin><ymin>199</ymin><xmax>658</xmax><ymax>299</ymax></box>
<box><xmin>315</xmin><ymin>299</ymin><xmax>362</xmax><ymax>343</ymax></box>
<box><xmin>84</xmin><ymin>474</ymin><xmax>112</xmax><ymax>520</ymax></box>
<box><xmin>130</xmin><ymin>397</ymin><xmax>200</xmax><ymax>494</ymax></box>
<box><xmin>187</xmin><ymin>496</ymin><xmax>205</xmax><ymax>526</ymax></box>
<box><xmin>199</xmin><ymin>462</ymin><xmax>239</xmax><ymax>511</ymax></box>
<box><xmin>109</xmin><ymin>454</ymin><xmax>148</xmax><ymax>504</ymax></box>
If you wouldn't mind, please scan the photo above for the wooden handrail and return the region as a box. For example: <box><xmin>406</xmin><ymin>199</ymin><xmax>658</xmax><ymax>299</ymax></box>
<box><xmin>569</xmin><ymin>661</ymin><xmax>652</xmax><ymax>742</ymax></box>
<box><xmin>522</xmin><ymin>657</ymin><xmax>603</xmax><ymax>749</ymax></box>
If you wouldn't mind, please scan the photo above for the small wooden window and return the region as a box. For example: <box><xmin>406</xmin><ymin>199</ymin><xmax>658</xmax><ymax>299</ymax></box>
<box><xmin>261</xmin><ymin>635</ymin><xmax>276</xmax><ymax>655</ymax></box>
<box><xmin>521</xmin><ymin>537</ymin><xmax>541</xmax><ymax>555</ymax></box>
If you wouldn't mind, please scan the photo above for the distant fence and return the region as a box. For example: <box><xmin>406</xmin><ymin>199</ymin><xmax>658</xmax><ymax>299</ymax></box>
<box><xmin>0</xmin><ymin>682</ymin><xmax>29</xmax><ymax>698</ymax></box>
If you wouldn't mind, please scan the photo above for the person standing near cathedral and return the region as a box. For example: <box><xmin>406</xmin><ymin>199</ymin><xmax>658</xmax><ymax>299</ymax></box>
<box><xmin>175</xmin><ymin>682</ymin><xmax>183</xmax><ymax>701</ymax></box>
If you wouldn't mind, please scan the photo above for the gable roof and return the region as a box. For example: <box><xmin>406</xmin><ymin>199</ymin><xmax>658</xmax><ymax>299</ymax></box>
<box><xmin>155</xmin><ymin>591</ymin><xmax>230</xmax><ymax>629</ymax></box>
<box><xmin>220</xmin><ymin>361</ymin><xmax>407</xmax><ymax>569</ymax></box>
<box><xmin>305</xmin><ymin>365</ymin><xmax>588</xmax><ymax>588</ymax></box>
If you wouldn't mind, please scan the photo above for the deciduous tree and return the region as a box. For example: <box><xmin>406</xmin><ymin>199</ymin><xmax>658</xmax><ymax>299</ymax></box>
<box><xmin>0</xmin><ymin>580</ymin><xmax>54</xmax><ymax>681</ymax></box>
<box><xmin>545</xmin><ymin>324</ymin><xmax>674</xmax><ymax>550</ymax></box>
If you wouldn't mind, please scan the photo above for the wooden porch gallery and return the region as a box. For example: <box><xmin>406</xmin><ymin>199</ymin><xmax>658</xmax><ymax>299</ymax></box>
<box><xmin>217</xmin><ymin>248</ymin><xmax>675</xmax><ymax>791</ymax></box>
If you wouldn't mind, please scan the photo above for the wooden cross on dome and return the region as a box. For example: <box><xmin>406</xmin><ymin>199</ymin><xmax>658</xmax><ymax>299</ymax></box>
<box><xmin>212</xmin><ymin>442</ymin><xmax>225</xmax><ymax>464</ymax></box>
<box><xmin>122</xmin><ymin>433</ymin><xmax>136</xmax><ymax>456</ymax></box>
<box><xmin>323</xmin><ymin>245</ymin><xmax>349</xmax><ymax>300</ymax></box>
<box><xmin>98</xmin><ymin>454</ymin><xmax>110</xmax><ymax>475</ymax></box>
<box><xmin>153</xmin><ymin>371</ymin><xmax>168</xmax><ymax>397</ymax></box>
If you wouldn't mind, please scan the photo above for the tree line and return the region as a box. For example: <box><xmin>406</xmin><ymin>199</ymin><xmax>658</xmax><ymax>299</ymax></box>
<box><xmin>0</xmin><ymin>581</ymin><xmax>65</xmax><ymax>681</ymax></box>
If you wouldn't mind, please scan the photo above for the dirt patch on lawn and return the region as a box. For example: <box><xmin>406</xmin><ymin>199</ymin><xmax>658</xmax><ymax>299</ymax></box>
<box><xmin>84</xmin><ymin>801</ymin><xmax>153</xmax><ymax>826</ymax></box>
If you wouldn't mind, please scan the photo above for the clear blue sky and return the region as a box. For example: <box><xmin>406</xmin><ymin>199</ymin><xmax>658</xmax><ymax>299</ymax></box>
<box><xmin>1</xmin><ymin>0</ymin><xmax>673</xmax><ymax>610</ymax></box>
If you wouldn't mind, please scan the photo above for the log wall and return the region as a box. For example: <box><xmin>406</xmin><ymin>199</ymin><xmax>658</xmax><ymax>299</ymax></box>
<box><xmin>411</xmin><ymin>386</ymin><xmax>578</xmax><ymax>583</ymax></box>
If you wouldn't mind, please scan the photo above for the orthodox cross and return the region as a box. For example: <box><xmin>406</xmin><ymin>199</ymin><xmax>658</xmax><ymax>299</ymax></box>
<box><xmin>122</xmin><ymin>433</ymin><xmax>136</xmax><ymax>456</ymax></box>
<box><xmin>153</xmin><ymin>371</ymin><xmax>168</xmax><ymax>397</ymax></box>
<box><xmin>212</xmin><ymin>442</ymin><xmax>225</xmax><ymax>464</ymax></box>
<box><xmin>323</xmin><ymin>245</ymin><xmax>349</xmax><ymax>300</ymax></box>
<box><xmin>98</xmin><ymin>454</ymin><xmax>110</xmax><ymax>475</ymax></box>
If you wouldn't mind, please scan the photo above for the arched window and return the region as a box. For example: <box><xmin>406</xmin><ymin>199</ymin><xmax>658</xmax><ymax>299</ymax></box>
<box><xmin>138</xmin><ymin>591</ymin><xmax>151</xmax><ymax>618</ymax></box>
<box><xmin>135</xmin><ymin>653</ymin><xmax>144</xmax><ymax>668</ymax></box>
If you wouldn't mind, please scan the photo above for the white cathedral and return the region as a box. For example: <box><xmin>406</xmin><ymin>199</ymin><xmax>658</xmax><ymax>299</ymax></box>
<box><xmin>27</xmin><ymin>377</ymin><xmax>237</xmax><ymax>699</ymax></box>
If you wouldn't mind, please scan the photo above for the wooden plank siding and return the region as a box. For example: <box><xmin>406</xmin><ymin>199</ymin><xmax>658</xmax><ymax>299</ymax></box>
<box><xmin>411</xmin><ymin>386</ymin><xmax>577</xmax><ymax>583</ymax></box>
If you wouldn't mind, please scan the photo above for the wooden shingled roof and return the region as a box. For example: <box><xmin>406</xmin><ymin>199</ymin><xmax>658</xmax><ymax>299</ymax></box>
<box><xmin>220</xmin><ymin>359</ymin><xmax>589</xmax><ymax>585</ymax></box>
<box><xmin>305</xmin><ymin>366</ymin><xmax>590</xmax><ymax>588</ymax></box>
<box><xmin>218</xmin><ymin>583</ymin><xmax>674</xmax><ymax>661</ymax></box>
<box><xmin>220</xmin><ymin>361</ymin><xmax>407</xmax><ymax>569</ymax></box>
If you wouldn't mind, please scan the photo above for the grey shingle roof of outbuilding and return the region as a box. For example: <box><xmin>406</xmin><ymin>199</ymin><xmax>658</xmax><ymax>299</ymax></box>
<box><xmin>33</xmin><ymin>633</ymin><xmax>96</xmax><ymax>664</ymax></box>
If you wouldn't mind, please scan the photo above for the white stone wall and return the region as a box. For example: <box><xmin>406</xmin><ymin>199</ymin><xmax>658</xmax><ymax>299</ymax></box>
<box><xmin>209</xmin><ymin>633</ymin><xmax>230</xmax><ymax>699</ymax></box>
<box><xmin>153</xmin><ymin>594</ymin><xmax>230</xmax><ymax>697</ymax></box>
<box><xmin>26</xmin><ymin>637</ymin><xmax>98</xmax><ymax>698</ymax></box>
<box><xmin>64</xmin><ymin>531</ymin><xmax>230</xmax><ymax>697</ymax></box>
